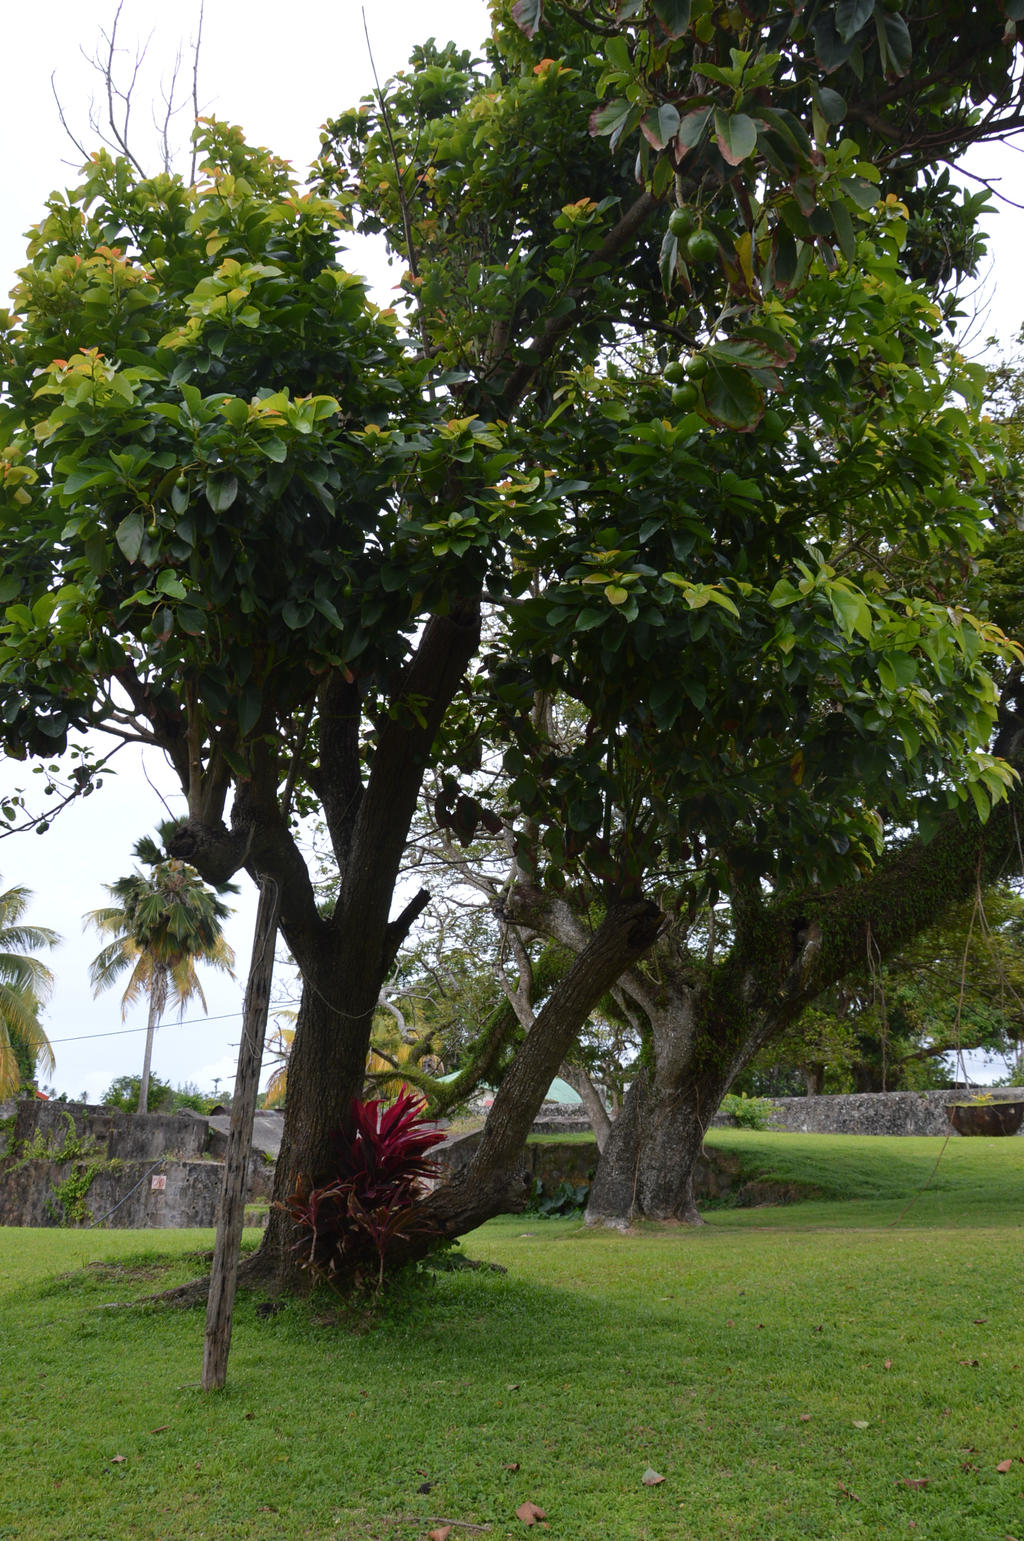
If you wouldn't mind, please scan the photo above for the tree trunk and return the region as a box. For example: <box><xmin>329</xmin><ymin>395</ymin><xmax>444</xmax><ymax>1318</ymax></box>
<box><xmin>393</xmin><ymin>900</ymin><xmax>664</xmax><ymax>1259</ymax></box>
<box><xmin>257</xmin><ymin>964</ymin><xmax>380</xmax><ymax>1287</ymax></box>
<box><xmin>559</xmin><ymin>1062</ymin><xmax>613</xmax><ymax>1151</ymax></box>
<box><xmin>137</xmin><ymin>966</ymin><xmax>167</xmax><ymax>1113</ymax></box>
<box><xmin>586</xmin><ymin>1061</ymin><xmax>734</xmax><ymax>1227</ymax></box>
<box><xmin>803</xmin><ymin>1064</ymin><xmax>825</xmax><ymax>1096</ymax></box>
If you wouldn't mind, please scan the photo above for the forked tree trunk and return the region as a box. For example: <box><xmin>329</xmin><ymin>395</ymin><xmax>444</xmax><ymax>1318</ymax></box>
<box><xmin>586</xmin><ymin>1062</ymin><xmax>735</xmax><ymax>1227</ymax></box>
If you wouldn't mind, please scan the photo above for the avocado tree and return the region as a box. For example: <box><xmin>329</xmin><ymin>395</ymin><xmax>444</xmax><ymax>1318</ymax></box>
<box><xmin>2</xmin><ymin>1</ymin><xmax>1024</xmax><ymax>1279</ymax></box>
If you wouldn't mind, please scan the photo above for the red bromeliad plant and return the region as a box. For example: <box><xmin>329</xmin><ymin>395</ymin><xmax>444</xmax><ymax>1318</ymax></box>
<box><xmin>280</xmin><ymin>1090</ymin><xmax>447</xmax><ymax>1290</ymax></box>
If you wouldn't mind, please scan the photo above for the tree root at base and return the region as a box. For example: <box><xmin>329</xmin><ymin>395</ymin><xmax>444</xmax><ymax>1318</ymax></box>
<box><xmin>143</xmin><ymin>1248</ymin><xmax>283</xmax><ymax>1308</ymax></box>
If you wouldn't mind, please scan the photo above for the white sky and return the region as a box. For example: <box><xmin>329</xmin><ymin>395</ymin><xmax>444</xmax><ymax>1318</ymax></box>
<box><xmin>0</xmin><ymin>0</ymin><xmax>490</xmax><ymax>1102</ymax></box>
<box><xmin>0</xmin><ymin>0</ymin><xmax>1020</xmax><ymax>1098</ymax></box>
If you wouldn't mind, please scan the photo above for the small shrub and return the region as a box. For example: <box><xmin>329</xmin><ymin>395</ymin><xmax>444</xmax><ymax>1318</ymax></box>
<box><xmin>720</xmin><ymin>1092</ymin><xmax>776</xmax><ymax>1130</ymax></box>
<box><xmin>279</xmin><ymin>1090</ymin><xmax>446</xmax><ymax>1292</ymax></box>
<box><xmin>526</xmin><ymin>1177</ymin><xmax>589</xmax><ymax>1217</ymax></box>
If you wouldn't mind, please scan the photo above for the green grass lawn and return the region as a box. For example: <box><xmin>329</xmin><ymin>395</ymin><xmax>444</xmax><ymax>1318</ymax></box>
<box><xmin>2</xmin><ymin>1132</ymin><xmax>1022</xmax><ymax>1541</ymax></box>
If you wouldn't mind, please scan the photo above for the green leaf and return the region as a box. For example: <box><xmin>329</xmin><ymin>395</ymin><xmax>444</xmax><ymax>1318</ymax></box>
<box><xmin>84</xmin><ymin>532</ymin><xmax>109</xmax><ymax>575</ymax></box>
<box><xmin>589</xmin><ymin>99</ymin><xmax>643</xmax><ymax>152</ymax></box>
<box><xmin>817</xmin><ymin>87</ymin><xmax>847</xmax><ymax>125</ymax></box>
<box><xmin>659</xmin><ymin>230</ymin><xmax>680</xmax><ymax>296</ymax></box>
<box><xmin>884</xmin><ymin>651</ymin><xmax>918</xmax><ymax>687</ymax></box>
<box><xmin>702</xmin><ymin>364</ymin><xmax>764</xmax><ymax>432</ymax></box>
<box><xmin>511</xmin><ymin>0</ymin><xmax>543</xmax><ymax>38</ymax></box>
<box><xmin>237</xmin><ymin>681</ymin><xmax>262</xmax><ymax>737</ymax></box>
<box><xmin>115</xmin><ymin>510</ymin><xmax>146</xmax><ymax>562</ymax></box>
<box><xmin>814</xmin><ymin>13</ymin><xmax>856</xmax><ymax>72</ymax></box>
<box><xmin>205</xmin><ymin>473</ymin><xmax>239</xmax><ymax>513</ymax></box>
<box><xmin>281</xmin><ymin>599</ymin><xmax>312</xmax><ymax>631</ymax></box>
<box><xmin>652</xmin><ymin>0</ymin><xmax>691</xmax><ymax>38</ymax></box>
<box><xmin>682</xmin><ymin>677</ymin><xmax>707</xmax><ymax>711</ymax></box>
<box><xmin>875</xmin><ymin>8</ymin><xmax>911</xmax><ymax>78</ymax></box>
<box><xmin>675</xmin><ymin>107</ymin><xmax>711</xmax><ymax>155</ymax></box>
<box><xmin>967</xmin><ymin>778</ymin><xmax>990</xmax><ymax>823</ymax></box>
<box><xmin>152</xmin><ymin>606</ymin><xmax>174</xmax><ymax>641</ymax></box>
<box><xmin>840</xmin><ymin>175</ymin><xmax>879</xmax><ymax>211</ymax></box>
<box><xmin>829</xmin><ymin>199</ymin><xmax>856</xmax><ymax>262</ymax></box>
<box><xmin>155</xmin><ymin>571</ymin><xmax>187</xmax><ymax>600</ymax></box>
<box><xmin>830</xmin><ymin>585</ymin><xmax>872</xmax><ymax>640</ymax></box>
<box><xmin>714</xmin><ymin>110</ymin><xmax>757</xmax><ymax>166</ymax></box>
<box><xmin>217</xmin><ymin>396</ymin><xmax>250</xmax><ymax>428</ymax></box>
<box><xmin>32</xmin><ymin>594</ymin><xmax>56</xmax><ymax>626</ymax></box>
<box><xmin>836</xmin><ymin>0</ymin><xmax>875</xmax><ymax>43</ymax></box>
<box><xmin>177</xmin><ymin>607</ymin><xmax>207</xmax><ymax>636</ymax></box>
<box><xmin>642</xmin><ymin>104</ymin><xmax>682</xmax><ymax>150</ymax></box>
<box><xmin>63</xmin><ymin>466</ymin><xmax>110</xmax><ymax>498</ymax></box>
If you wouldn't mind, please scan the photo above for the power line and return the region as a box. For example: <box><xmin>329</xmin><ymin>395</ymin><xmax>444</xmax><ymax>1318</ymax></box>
<box><xmin>46</xmin><ymin>1009</ymin><xmax>246</xmax><ymax>1045</ymax></box>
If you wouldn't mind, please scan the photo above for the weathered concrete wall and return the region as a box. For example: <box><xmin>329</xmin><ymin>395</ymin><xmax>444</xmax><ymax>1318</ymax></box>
<box><xmin>762</xmin><ymin>1088</ymin><xmax>1024</xmax><ymax>1137</ymax></box>
<box><xmin>5</xmin><ymin>1098</ymin><xmax>209</xmax><ymax>1159</ymax></box>
<box><xmin>0</xmin><ymin>1099</ymin><xmax>273</xmax><ymax>1228</ymax></box>
<box><xmin>0</xmin><ymin>1157</ymin><xmax>230</xmax><ymax>1228</ymax></box>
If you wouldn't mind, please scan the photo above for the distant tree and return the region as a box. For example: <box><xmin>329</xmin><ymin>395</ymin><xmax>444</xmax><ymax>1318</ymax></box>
<box><xmin>100</xmin><ymin>1072</ymin><xmax>220</xmax><ymax>1113</ymax></box>
<box><xmin>0</xmin><ymin>880</ymin><xmax>59</xmax><ymax>1098</ymax></box>
<box><xmin>85</xmin><ymin>836</ymin><xmax>235</xmax><ymax>1113</ymax></box>
<box><xmin>738</xmin><ymin>885</ymin><xmax>1024</xmax><ymax>1094</ymax></box>
<box><xmin>100</xmin><ymin>1071</ymin><xmax>175</xmax><ymax>1112</ymax></box>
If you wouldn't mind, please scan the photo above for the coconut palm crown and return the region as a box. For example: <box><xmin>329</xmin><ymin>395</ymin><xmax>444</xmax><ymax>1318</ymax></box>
<box><xmin>85</xmin><ymin>835</ymin><xmax>236</xmax><ymax>1112</ymax></box>
<box><xmin>0</xmin><ymin>880</ymin><xmax>59</xmax><ymax>1097</ymax></box>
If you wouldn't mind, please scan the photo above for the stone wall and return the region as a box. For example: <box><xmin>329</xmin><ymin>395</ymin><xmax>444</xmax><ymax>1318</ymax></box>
<box><xmin>0</xmin><ymin>1099</ymin><xmax>273</xmax><ymax>1229</ymax></box>
<box><xmin>760</xmin><ymin>1088</ymin><xmax>1024</xmax><ymax>1137</ymax></box>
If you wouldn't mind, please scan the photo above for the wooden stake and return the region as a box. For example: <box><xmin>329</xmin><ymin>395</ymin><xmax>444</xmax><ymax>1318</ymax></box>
<box><xmin>201</xmin><ymin>876</ymin><xmax>280</xmax><ymax>1391</ymax></box>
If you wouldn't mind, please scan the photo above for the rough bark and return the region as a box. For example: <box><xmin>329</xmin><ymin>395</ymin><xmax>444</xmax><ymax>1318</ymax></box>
<box><xmin>584</xmin><ymin>773</ymin><xmax>1024</xmax><ymax>1228</ymax></box>
<box><xmin>586</xmin><ymin>1067</ymin><xmax>722</xmax><ymax>1226</ymax></box>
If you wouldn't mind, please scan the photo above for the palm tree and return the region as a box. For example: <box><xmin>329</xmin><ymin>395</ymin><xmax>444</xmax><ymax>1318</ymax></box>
<box><xmin>0</xmin><ymin>880</ymin><xmax>59</xmax><ymax>1098</ymax></box>
<box><xmin>85</xmin><ymin>836</ymin><xmax>236</xmax><ymax>1113</ymax></box>
<box><xmin>263</xmin><ymin>1012</ymin><xmax>296</xmax><ymax>1108</ymax></box>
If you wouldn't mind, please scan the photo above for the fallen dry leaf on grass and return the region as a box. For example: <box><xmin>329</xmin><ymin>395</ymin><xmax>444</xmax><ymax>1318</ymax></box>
<box><xmin>641</xmin><ymin>1468</ymin><xmax>665</xmax><ymax>1486</ymax></box>
<box><xmin>837</xmin><ymin>1483</ymin><xmax>861</xmax><ymax>1502</ymax></box>
<box><xmin>149</xmin><ymin>1424</ymin><xmax>169</xmax><ymax>1434</ymax></box>
<box><xmin>996</xmin><ymin>1460</ymin><xmax>1014</xmax><ymax>1473</ymax></box>
<box><xmin>515</xmin><ymin>1501</ymin><xmax>547</xmax><ymax>1525</ymax></box>
<box><xmin>427</xmin><ymin>1529</ymin><xmax>452</xmax><ymax>1541</ymax></box>
<box><xmin>799</xmin><ymin>1414</ymin><xmax>811</xmax><ymax>1423</ymax></box>
<box><xmin>900</xmin><ymin>1478</ymin><xmax>930</xmax><ymax>1490</ymax></box>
